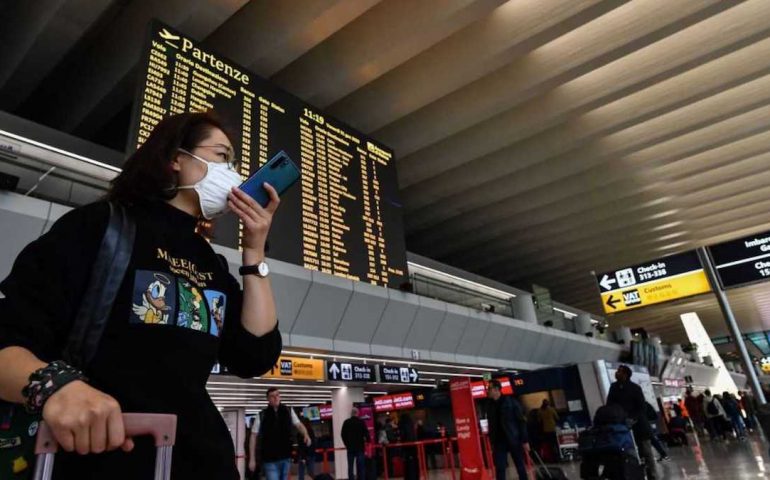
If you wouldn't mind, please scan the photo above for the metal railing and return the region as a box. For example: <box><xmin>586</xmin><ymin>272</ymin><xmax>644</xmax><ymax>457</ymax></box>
<box><xmin>409</xmin><ymin>273</ymin><xmax>514</xmax><ymax>317</ymax></box>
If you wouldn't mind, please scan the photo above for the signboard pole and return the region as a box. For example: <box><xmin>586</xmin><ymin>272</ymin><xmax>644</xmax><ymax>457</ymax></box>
<box><xmin>697</xmin><ymin>247</ymin><xmax>766</xmax><ymax>404</ymax></box>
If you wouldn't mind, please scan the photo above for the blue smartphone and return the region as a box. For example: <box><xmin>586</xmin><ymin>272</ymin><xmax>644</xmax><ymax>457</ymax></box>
<box><xmin>239</xmin><ymin>150</ymin><xmax>300</xmax><ymax>207</ymax></box>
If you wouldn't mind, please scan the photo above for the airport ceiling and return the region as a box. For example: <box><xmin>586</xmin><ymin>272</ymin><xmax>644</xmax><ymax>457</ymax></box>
<box><xmin>3</xmin><ymin>0</ymin><xmax>770</xmax><ymax>345</ymax></box>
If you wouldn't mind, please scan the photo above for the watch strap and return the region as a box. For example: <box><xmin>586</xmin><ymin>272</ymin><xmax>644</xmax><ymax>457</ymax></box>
<box><xmin>239</xmin><ymin>263</ymin><xmax>267</xmax><ymax>277</ymax></box>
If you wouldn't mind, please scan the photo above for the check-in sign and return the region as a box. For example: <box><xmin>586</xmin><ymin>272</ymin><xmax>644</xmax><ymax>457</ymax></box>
<box><xmin>595</xmin><ymin>251</ymin><xmax>711</xmax><ymax>314</ymax></box>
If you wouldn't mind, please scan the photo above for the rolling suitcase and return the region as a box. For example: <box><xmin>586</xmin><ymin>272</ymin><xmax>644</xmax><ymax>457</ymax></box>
<box><xmin>530</xmin><ymin>449</ymin><xmax>569</xmax><ymax>480</ymax></box>
<box><xmin>32</xmin><ymin>413</ymin><xmax>177</xmax><ymax>480</ymax></box>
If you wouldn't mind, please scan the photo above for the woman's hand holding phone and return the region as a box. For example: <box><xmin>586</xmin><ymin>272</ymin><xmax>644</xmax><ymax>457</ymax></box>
<box><xmin>227</xmin><ymin>184</ymin><xmax>280</xmax><ymax>260</ymax></box>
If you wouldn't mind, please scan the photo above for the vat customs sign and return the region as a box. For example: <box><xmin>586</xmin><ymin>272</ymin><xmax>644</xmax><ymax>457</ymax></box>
<box><xmin>595</xmin><ymin>251</ymin><xmax>711</xmax><ymax>314</ymax></box>
<box><xmin>261</xmin><ymin>356</ymin><xmax>325</xmax><ymax>381</ymax></box>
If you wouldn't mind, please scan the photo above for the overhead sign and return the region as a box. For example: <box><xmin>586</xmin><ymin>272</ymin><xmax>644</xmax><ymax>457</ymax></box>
<box><xmin>373</xmin><ymin>392</ymin><xmax>415</xmax><ymax>412</ymax></box>
<box><xmin>261</xmin><ymin>356</ymin><xmax>325</xmax><ymax>381</ymax></box>
<box><xmin>327</xmin><ymin>362</ymin><xmax>375</xmax><ymax>382</ymax></box>
<box><xmin>378</xmin><ymin>365</ymin><xmax>419</xmax><ymax>384</ymax></box>
<box><xmin>497</xmin><ymin>377</ymin><xmax>514</xmax><ymax>395</ymax></box>
<box><xmin>319</xmin><ymin>404</ymin><xmax>333</xmax><ymax>420</ymax></box>
<box><xmin>662</xmin><ymin>378</ymin><xmax>686</xmax><ymax>388</ymax></box>
<box><xmin>470</xmin><ymin>378</ymin><xmax>514</xmax><ymax>399</ymax></box>
<box><xmin>373</xmin><ymin>395</ymin><xmax>394</xmax><ymax>412</ymax></box>
<box><xmin>709</xmin><ymin>231</ymin><xmax>770</xmax><ymax>289</ymax></box>
<box><xmin>393</xmin><ymin>392</ymin><xmax>415</xmax><ymax>409</ymax></box>
<box><xmin>595</xmin><ymin>251</ymin><xmax>711</xmax><ymax>314</ymax></box>
<box><xmin>471</xmin><ymin>381</ymin><xmax>487</xmax><ymax>399</ymax></box>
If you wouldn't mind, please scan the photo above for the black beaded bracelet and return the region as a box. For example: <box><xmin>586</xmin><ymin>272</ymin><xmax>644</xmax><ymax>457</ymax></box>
<box><xmin>22</xmin><ymin>361</ymin><xmax>87</xmax><ymax>414</ymax></box>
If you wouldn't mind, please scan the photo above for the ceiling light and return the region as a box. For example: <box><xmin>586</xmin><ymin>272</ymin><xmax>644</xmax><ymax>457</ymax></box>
<box><xmin>640</xmin><ymin>196</ymin><xmax>672</xmax><ymax>208</ymax></box>
<box><xmin>0</xmin><ymin>129</ymin><xmax>121</xmax><ymax>173</ymax></box>
<box><xmin>655</xmin><ymin>241</ymin><xmax>689</xmax><ymax>251</ymax></box>
<box><xmin>647</xmin><ymin>209</ymin><xmax>680</xmax><ymax>221</ymax></box>
<box><xmin>657</xmin><ymin>231</ymin><xmax>690</xmax><ymax>241</ymax></box>
<box><xmin>652</xmin><ymin>221</ymin><xmax>684</xmax><ymax>232</ymax></box>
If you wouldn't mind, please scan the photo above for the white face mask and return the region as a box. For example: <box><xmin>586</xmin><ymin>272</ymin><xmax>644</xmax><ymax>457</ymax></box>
<box><xmin>177</xmin><ymin>148</ymin><xmax>242</xmax><ymax>219</ymax></box>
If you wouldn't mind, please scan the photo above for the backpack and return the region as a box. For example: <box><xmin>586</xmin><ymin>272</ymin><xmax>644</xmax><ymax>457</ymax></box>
<box><xmin>707</xmin><ymin>398</ymin><xmax>719</xmax><ymax>416</ymax></box>
<box><xmin>578</xmin><ymin>424</ymin><xmax>636</xmax><ymax>455</ymax></box>
<box><xmin>594</xmin><ymin>404</ymin><xmax>627</xmax><ymax>426</ymax></box>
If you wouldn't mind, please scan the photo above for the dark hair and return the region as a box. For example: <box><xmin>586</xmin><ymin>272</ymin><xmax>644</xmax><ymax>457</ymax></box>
<box><xmin>617</xmin><ymin>365</ymin><xmax>632</xmax><ymax>378</ymax></box>
<box><xmin>488</xmin><ymin>380</ymin><xmax>502</xmax><ymax>390</ymax></box>
<box><xmin>108</xmin><ymin>112</ymin><xmax>233</xmax><ymax>205</ymax></box>
<box><xmin>266</xmin><ymin>387</ymin><xmax>279</xmax><ymax>398</ymax></box>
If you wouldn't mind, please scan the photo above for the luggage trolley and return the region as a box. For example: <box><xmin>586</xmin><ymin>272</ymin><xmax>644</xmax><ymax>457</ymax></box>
<box><xmin>32</xmin><ymin>413</ymin><xmax>177</xmax><ymax>480</ymax></box>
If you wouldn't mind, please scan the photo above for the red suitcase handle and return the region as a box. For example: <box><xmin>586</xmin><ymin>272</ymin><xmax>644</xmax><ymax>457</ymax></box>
<box><xmin>35</xmin><ymin>413</ymin><xmax>177</xmax><ymax>454</ymax></box>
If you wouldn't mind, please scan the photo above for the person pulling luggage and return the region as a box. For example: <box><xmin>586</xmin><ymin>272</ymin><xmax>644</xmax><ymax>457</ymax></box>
<box><xmin>0</xmin><ymin>112</ymin><xmax>284</xmax><ymax>479</ymax></box>
<box><xmin>606</xmin><ymin>365</ymin><xmax>657</xmax><ymax>480</ymax></box>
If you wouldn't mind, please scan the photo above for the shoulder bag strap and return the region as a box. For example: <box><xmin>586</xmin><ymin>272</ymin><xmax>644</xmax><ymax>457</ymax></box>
<box><xmin>63</xmin><ymin>202</ymin><xmax>136</xmax><ymax>368</ymax></box>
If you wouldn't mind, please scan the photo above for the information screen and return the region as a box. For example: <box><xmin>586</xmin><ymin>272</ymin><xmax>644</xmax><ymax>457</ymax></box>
<box><xmin>128</xmin><ymin>21</ymin><xmax>407</xmax><ymax>288</ymax></box>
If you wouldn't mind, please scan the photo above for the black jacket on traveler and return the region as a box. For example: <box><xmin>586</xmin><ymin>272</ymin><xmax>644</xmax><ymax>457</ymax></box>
<box><xmin>260</xmin><ymin>405</ymin><xmax>295</xmax><ymax>462</ymax></box>
<box><xmin>487</xmin><ymin>396</ymin><xmax>529</xmax><ymax>447</ymax></box>
<box><xmin>342</xmin><ymin>416</ymin><xmax>370</xmax><ymax>454</ymax></box>
<box><xmin>0</xmin><ymin>201</ymin><xmax>283</xmax><ymax>479</ymax></box>
<box><xmin>606</xmin><ymin>380</ymin><xmax>652</xmax><ymax>440</ymax></box>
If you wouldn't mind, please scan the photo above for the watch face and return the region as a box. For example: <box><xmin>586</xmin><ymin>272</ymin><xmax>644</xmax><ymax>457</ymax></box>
<box><xmin>258</xmin><ymin>262</ymin><xmax>270</xmax><ymax>277</ymax></box>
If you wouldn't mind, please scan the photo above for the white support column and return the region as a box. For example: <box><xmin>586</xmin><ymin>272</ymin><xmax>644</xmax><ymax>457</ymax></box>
<box><xmin>576</xmin><ymin>314</ymin><xmax>593</xmax><ymax>336</ymax></box>
<box><xmin>615</xmin><ymin>326</ymin><xmax>633</xmax><ymax>345</ymax></box>
<box><xmin>512</xmin><ymin>293</ymin><xmax>537</xmax><ymax>323</ymax></box>
<box><xmin>333</xmin><ymin>387</ymin><xmax>365</xmax><ymax>479</ymax></box>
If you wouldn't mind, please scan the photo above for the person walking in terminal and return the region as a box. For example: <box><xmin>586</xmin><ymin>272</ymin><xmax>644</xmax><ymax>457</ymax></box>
<box><xmin>399</xmin><ymin>414</ymin><xmax>420</xmax><ymax>480</ymax></box>
<box><xmin>645</xmin><ymin>402</ymin><xmax>670</xmax><ymax>462</ymax></box>
<box><xmin>741</xmin><ymin>391</ymin><xmax>758</xmax><ymax>432</ymax></box>
<box><xmin>297</xmin><ymin>416</ymin><xmax>317</xmax><ymax>480</ymax></box>
<box><xmin>685</xmin><ymin>387</ymin><xmax>706</xmax><ymax>435</ymax></box>
<box><xmin>252</xmin><ymin>388</ymin><xmax>312</xmax><ymax>480</ymax></box>
<box><xmin>487</xmin><ymin>380</ymin><xmax>530</xmax><ymax>480</ymax></box>
<box><xmin>606</xmin><ymin>365</ymin><xmax>658</xmax><ymax>480</ymax></box>
<box><xmin>703</xmin><ymin>389</ymin><xmax>728</xmax><ymax>441</ymax></box>
<box><xmin>538</xmin><ymin>399</ymin><xmax>560</xmax><ymax>461</ymax></box>
<box><xmin>722</xmin><ymin>391</ymin><xmax>747</xmax><ymax>439</ymax></box>
<box><xmin>0</xmin><ymin>112</ymin><xmax>283</xmax><ymax>479</ymax></box>
<box><xmin>342</xmin><ymin>407</ymin><xmax>370</xmax><ymax>480</ymax></box>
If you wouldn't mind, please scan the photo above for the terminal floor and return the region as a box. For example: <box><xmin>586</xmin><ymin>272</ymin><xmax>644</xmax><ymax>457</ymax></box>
<box><xmin>406</xmin><ymin>434</ymin><xmax>770</xmax><ymax>479</ymax></box>
<box><xmin>509</xmin><ymin>434</ymin><xmax>770</xmax><ymax>479</ymax></box>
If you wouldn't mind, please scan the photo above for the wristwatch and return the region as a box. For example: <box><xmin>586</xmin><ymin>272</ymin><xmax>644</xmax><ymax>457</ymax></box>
<box><xmin>239</xmin><ymin>261</ymin><xmax>270</xmax><ymax>278</ymax></box>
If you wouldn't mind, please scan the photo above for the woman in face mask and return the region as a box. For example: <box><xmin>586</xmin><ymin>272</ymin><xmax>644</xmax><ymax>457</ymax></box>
<box><xmin>0</xmin><ymin>112</ymin><xmax>283</xmax><ymax>479</ymax></box>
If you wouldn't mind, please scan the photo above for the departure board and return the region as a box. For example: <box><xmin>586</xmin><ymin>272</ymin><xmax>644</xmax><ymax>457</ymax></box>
<box><xmin>127</xmin><ymin>21</ymin><xmax>407</xmax><ymax>288</ymax></box>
